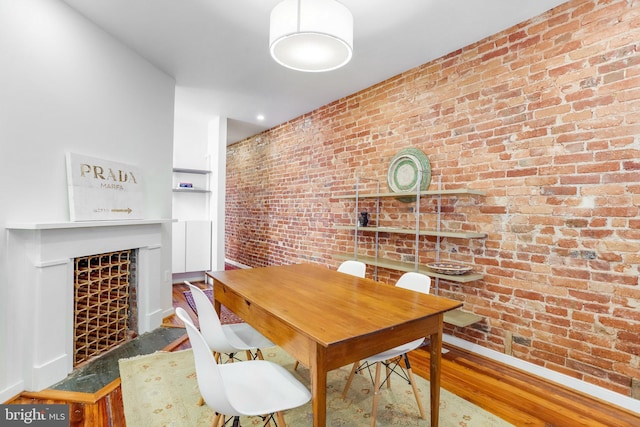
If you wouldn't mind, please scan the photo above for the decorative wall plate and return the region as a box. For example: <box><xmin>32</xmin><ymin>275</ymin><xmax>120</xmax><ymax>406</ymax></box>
<box><xmin>387</xmin><ymin>148</ymin><xmax>431</xmax><ymax>200</ymax></box>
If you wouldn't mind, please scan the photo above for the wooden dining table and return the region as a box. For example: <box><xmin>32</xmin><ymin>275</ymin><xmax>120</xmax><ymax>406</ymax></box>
<box><xmin>206</xmin><ymin>263</ymin><xmax>462</xmax><ymax>426</ymax></box>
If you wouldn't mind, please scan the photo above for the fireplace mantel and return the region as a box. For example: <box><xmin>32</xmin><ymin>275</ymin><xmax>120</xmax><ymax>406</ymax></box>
<box><xmin>6</xmin><ymin>218</ymin><xmax>172</xmax><ymax>230</ymax></box>
<box><xmin>6</xmin><ymin>219</ymin><xmax>173</xmax><ymax>391</ymax></box>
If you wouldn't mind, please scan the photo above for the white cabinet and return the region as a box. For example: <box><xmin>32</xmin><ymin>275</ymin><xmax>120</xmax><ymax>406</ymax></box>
<box><xmin>172</xmin><ymin>221</ymin><xmax>187</xmax><ymax>272</ymax></box>
<box><xmin>172</xmin><ymin>165</ymin><xmax>213</xmax><ymax>275</ymax></box>
<box><xmin>172</xmin><ymin>220</ymin><xmax>211</xmax><ymax>273</ymax></box>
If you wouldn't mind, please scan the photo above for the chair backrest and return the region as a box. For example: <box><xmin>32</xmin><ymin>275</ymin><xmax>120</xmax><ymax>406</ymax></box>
<box><xmin>175</xmin><ymin>307</ymin><xmax>237</xmax><ymax>415</ymax></box>
<box><xmin>395</xmin><ymin>272</ymin><xmax>431</xmax><ymax>295</ymax></box>
<box><xmin>185</xmin><ymin>282</ymin><xmax>237</xmax><ymax>353</ymax></box>
<box><xmin>337</xmin><ymin>260</ymin><xmax>366</xmax><ymax>278</ymax></box>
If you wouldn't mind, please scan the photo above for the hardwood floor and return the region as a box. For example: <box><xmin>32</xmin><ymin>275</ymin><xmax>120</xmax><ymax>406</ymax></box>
<box><xmin>7</xmin><ymin>280</ymin><xmax>640</xmax><ymax>427</ymax></box>
<box><xmin>409</xmin><ymin>344</ymin><xmax>640</xmax><ymax>426</ymax></box>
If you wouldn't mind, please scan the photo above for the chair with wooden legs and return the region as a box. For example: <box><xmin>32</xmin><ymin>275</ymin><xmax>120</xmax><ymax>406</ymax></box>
<box><xmin>176</xmin><ymin>307</ymin><xmax>311</xmax><ymax>427</ymax></box>
<box><xmin>341</xmin><ymin>271</ymin><xmax>431</xmax><ymax>427</ymax></box>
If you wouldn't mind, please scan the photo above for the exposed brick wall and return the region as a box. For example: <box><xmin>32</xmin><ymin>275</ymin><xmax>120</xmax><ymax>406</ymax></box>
<box><xmin>226</xmin><ymin>0</ymin><xmax>640</xmax><ymax>396</ymax></box>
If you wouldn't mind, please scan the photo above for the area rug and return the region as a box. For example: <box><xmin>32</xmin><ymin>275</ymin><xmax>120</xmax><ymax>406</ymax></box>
<box><xmin>119</xmin><ymin>346</ymin><xmax>513</xmax><ymax>426</ymax></box>
<box><xmin>183</xmin><ymin>288</ymin><xmax>244</xmax><ymax>324</ymax></box>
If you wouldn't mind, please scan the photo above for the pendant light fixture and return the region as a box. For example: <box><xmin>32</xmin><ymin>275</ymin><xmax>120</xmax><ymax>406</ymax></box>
<box><xmin>269</xmin><ymin>0</ymin><xmax>353</xmax><ymax>72</ymax></box>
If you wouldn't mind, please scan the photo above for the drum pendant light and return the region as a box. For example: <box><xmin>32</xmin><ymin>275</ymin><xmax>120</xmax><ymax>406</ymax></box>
<box><xmin>269</xmin><ymin>0</ymin><xmax>353</xmax><ymax>72</ymax></box>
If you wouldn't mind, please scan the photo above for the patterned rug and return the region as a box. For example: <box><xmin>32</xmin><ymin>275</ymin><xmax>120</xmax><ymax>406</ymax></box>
<box><xmin>119</xmin><ymin>346</ymin><xmax>513</xmax><ymax>426</ymax></box>
<box><xmin>183</xmin><ymin>287</ymin><xmax>244</xmax><ymax>324</ymax></box>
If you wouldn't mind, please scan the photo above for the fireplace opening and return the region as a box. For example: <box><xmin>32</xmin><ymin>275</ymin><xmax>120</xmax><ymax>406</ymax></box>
<box><xmin>73</xmin><ymin>249</ymin><xmax>138</xmax><ymax>366</ymax></box>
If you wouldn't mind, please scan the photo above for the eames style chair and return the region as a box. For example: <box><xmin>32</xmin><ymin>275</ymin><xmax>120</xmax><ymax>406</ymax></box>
<box><xmin>176</xmin><ymin>308</ymin><xmax>311</xmax><ymax>427</ymax></box>
<box><xmin>337</xmin><ymin>259</ymin><xmax>367</xmax><ymax>277</ymax></box>
<box><xmin>185</xmin><ymin>281</ymin><xmax>275</xmax><ymax>407</ymax></box>
<box><xmin>341</xmin><ymin>271</ymin><xmax>431</xmax><ymax>427</ymax></box>
<box><xmin>185</xmin><ymin>281</ymin><xmax>274</xmax><ymax>363</ymax></box>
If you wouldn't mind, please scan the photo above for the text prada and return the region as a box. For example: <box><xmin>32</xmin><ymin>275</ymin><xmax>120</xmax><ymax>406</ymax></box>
<box><xmin>80</xmin><ymin>163</ymin><xmax>138</xmax><ymax>184</ymax></box>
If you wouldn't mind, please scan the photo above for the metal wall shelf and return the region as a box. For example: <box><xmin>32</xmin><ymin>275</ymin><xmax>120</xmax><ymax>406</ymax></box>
<box><xmin>334</xmin><ymin>225</ymin><xmax>487</xmax><ymax>239</ymax></box>
<box><xmin>443</xmin><ymin>310</ymin><xmax>483</xmax><ymax>327</ymax></box>
<box><xmin>333</xmin><ymin>176</ymin><xmax>486</xmax><ymax>327</ymax></box>
<box><xmin>332</xmin><ymin>253</ymin><xmax>484</xmax><ymax>283</ymax></box>
<box><xmin>334</xmin><ymin>188</ymin><xmax>485</xmax><ymax>199</ymax></box>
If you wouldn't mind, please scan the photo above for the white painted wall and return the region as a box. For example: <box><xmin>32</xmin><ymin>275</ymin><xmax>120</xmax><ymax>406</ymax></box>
<box><xmin>0</xmin><ymin>0</ymin><xmax>175</xmax><ymax>401</ymax></box>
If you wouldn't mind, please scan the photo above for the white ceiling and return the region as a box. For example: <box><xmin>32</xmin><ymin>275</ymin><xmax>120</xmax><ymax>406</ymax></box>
<box><xmin>61</xmin><ymin>0</ymin><xmax>569</xmax><ymax>144</ymax></box>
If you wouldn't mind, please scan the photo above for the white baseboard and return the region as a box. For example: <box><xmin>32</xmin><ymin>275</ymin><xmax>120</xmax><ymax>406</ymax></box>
<box><xmin>444</xmin><ymin>334</ymin><xmax>640</xmax><ymax>415</ymax></box>
<box><xmin>1</xmin><ymin>380</ymin><xmax>25</xmax><ymax>404</ymax></box>
<box><xmin>224</xmin><ymin>259</ymin><xmax>251</xmax><ymax>269</ymax></box>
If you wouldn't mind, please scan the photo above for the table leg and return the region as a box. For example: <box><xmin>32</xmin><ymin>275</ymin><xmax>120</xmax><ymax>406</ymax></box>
<box><xmin>212</xmin><ymin>281</ymin><xmax>222</xmax><ymax>316</ymax></box>
<box><xmin>310</xmin><ymin>348</ymin><xmax>327</xmax><ymax>426</ymax></box>
<box><xmin>430</xmin><ymin>328</ymin><xmax>442</xmax><ymax>427</ymax></box>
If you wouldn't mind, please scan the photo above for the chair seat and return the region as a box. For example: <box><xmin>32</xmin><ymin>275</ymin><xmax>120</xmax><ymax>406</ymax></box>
<box><xmin>223</xmin><ymin>322</ymin><xmax>274</xmax><ymax>351</ymax></box>
<box><xmin>220</xmin><ymin>360</ymin><xmax>311</xmax><ymax>416</ymax></box>
<box><xmin>363</xmin><ymin>338</ymin><xmax>424</xmax><ymax>363</ymax></box>
<box><xmin>176</xmin><ymin>306</ymin><xmax>311</xmax><ymax>423</ymax></box>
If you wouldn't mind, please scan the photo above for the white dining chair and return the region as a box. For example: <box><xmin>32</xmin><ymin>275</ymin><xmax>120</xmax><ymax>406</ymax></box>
<box><xmin>341</xmin><ymin>271</ymin><xmax>431</xmax><ymax>427</ymax></box>
<box><xmin>185</xmin><ymin>281</ymin><xmax>275</xmax><ymax>407</ymax></box>
<box><xmin>176</xmin><ymin>307</ymin><xmax>311</xmax><ymax>427</ymax></box>
<box><xmin>185</xmin><ymin>281</ymin><xmax>274</xmax><ymax>362</ymax></box>
<box><xmin>337</xmin><ymin>259</ymin><xmax>367</xmax><ymax>277</ymax></box>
